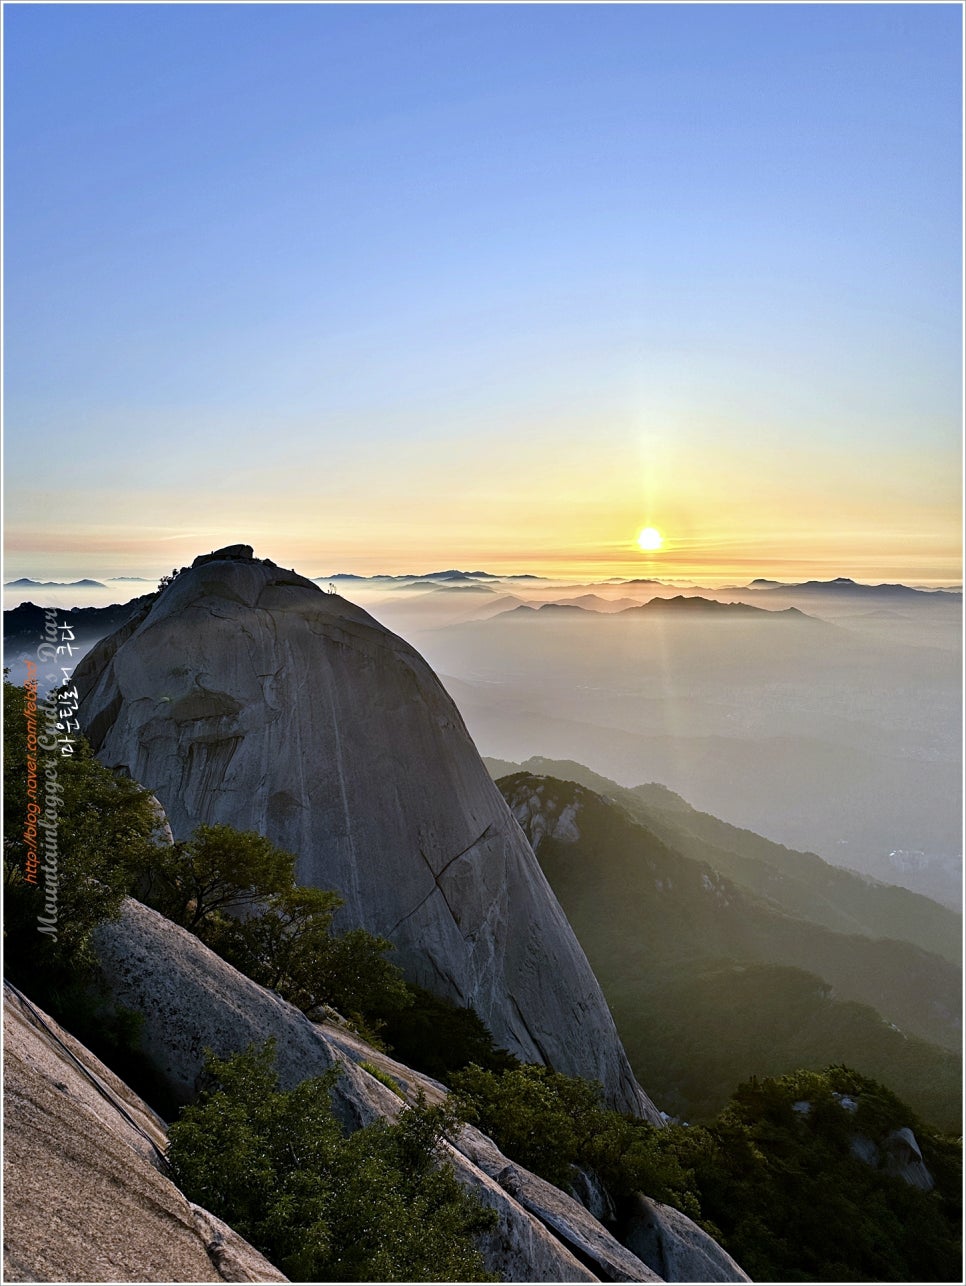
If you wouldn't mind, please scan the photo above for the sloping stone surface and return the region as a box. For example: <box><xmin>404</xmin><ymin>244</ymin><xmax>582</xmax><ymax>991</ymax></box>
<box><xmin>455</xmin><ymin>1128</ymin><xmax>663</xmax><ymax>1282</ymax></box>
<box><xmin>92</xmin><ymin>899</ymin><xmax>747</xmax><ymax>1282</ymax></box>
<box><xmin>75</xmin><ymin>547</ymin><xmax>657</xmax><ymax>1119</ymax></box>
<box><xmin>440</xmin><ymin>1143</ymin><xmax>602</xmax><ymax>1284</ymax></box>
<box><xmin>92</xmin><ymin>899</ymin><xmax>403</xmax><ymax>1132</ymax></box>
<box><xmin>187</xmin><ymin>1207</ymin><xmax>294</xmax><ymax>1284</ymax></box>
<box><xmin>2</xmin><ymin>983</ymin><xmax>286</xmax><ymax>1284</ymax></box>
<box><xmin>623</xmin><ymin>1194</ymin><xmax>752</xmax><ymax>1283</ymax></box>
<box><xmin>92</xmin><ymin>901</ymin><xmax>618</xmax><ymax>1282</ymax></box>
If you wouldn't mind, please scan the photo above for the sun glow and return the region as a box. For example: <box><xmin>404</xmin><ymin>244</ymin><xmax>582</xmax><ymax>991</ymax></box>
<box><xmin>637</xmin><ymin>527</ymin><xmax>663</xmax><ymax>552</ymax></box>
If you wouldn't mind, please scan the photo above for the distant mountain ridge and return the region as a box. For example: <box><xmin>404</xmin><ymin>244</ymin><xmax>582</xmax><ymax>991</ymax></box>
<box><xmin>497</xmin><ymin>771</ymin><xmax>961</xmax><ymax>1130</ymax></box>
<box><xmin>492</xmin><ymin>595</ymin><xmax>819</xmax><ymax>622</ymax></box>
<box><xmin>485</xmin><ymin>755</ymin><xmax>961</xmax><ymax>966</ymax></box>
<box><xmin>4</xmin><ymin>577</ymin><xmax>106</xmax><ymax>589</ymax></box>
<box><xmin>501</xmin><ymin>603</ymin><xmax>591</xmax><ymax>617</ymax></box>
<box><xmin>750</xmin><ymin>577</ymin><xmax>961</xmax><ymax>601</ymax></box>
<box><xmin>314</xmin><ymin>569</ymin><xmax>546</xmax><ymax>583</ymax></box>
<box><xmin>620</xmin><ymin>596</ymin><xmax>814</xmax><ymax>619</ymax></box>
<box><xmin>554</xmin><ymin>594</ymin><xmax>642</xmax><ymax>613</ymax></box>
<box><xmin>4</xmin><ymin>595</ymin><xmax>155</xmax><ymax>655</ymax></box>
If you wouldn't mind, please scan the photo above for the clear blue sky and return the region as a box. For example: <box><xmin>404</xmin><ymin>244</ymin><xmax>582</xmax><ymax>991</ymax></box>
<box><xmin>3</xmin><ymin>3</ymin><xmax>962</xmax><ymax>581</ymax></box>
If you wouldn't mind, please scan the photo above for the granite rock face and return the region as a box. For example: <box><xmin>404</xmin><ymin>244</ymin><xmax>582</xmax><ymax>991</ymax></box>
<box><xmin>623</xmin><ymin>1194</ymin><xmax>752</xmax><ymax>1284</ymax></box>
<box><xmin>90</xmin><ymin>899</ymin><xmax>749</xmax><ymax>1283</ymax></box>
<box><xmin>883</xmin><ymin>1127</ymin><xmax>935</xmax><ymax>1191</ymax></box>
<box><xmin>453</xmin><ymin>1129</ymin><xmax>662</xmax><ymax>1282</ymax></box>
<box><xmin>92</xmin><ymin>901</ymin><xmax>652</xmax><ymax>1282</ymax></box>
<box><xmin>76</xmin><ymin>548</ymin><xmax>657</xmax><ymax>1118</ymax></box>
<box><xmin>2</xmin><ymin>982</ymin><xmax>287</xmax><ymax>1284</ymax></box>
<box><xmin>93</xmin><ymin>899</ymin><xmax>402</xmax><ymax>1131</ymax></box>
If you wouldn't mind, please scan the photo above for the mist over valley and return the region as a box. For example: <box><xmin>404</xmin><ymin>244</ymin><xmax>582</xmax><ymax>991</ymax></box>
<box><xmin>7</xmin><ymin>567</ymin><xmax>960</xmax><ymax>908</ymax></box>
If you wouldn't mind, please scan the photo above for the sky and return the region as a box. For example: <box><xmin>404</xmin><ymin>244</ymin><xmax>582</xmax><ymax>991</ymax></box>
<box><xmin>3</xmin><ymin>2</ymin><xmax>963</xmax><ymax>584</ymax></box>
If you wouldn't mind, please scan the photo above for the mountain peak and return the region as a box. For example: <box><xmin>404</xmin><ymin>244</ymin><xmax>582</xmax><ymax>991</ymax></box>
<box><xmin>74</xmin><ymin>549</ymin><xmax>657</xmax><ymax>1119</ymax></box>
<box><xmin>191</xmin><ymin>543</ymin><xmax>256</xmax><ymax>567</ymax></box>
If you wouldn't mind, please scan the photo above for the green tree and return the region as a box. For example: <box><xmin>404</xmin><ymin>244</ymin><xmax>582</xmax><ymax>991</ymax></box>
<box><xmin>3</xmin><ymin>678</ymin><xmax>165</xmax><ymax>997</ymax></box>
<box><xmin>139</xmin><ymin>823</ymin><xmax>295</xmax><ymax>931</ymax></box>
<box><xmin>311</xmin><ymin>925</ymin><xmax>412</xmax><ymax>1025</ymax></box>
<box><xmin>207</xmin><ymin>887</ymin><xmax>412</xmax><ymax>1030</ymax></box>
<box><xmin>449</xmin><ymin>1062</ymin><xmax>697</xmax><ymax>1211</ymax></box>
<box><xmin>379</xmin><ymin>983</ymin><xmax>519</xmax><ymax>1081</ymax></box>
<box><xmin>167</xmin><ymin>1041</ymin><xmax>497</xmax><ymax>1282</ymax></box>
<box><xmin>451</xmin><ymin>1062</ymin><xmax>598</xmax><ymax>1189</ymax></box>
<box><xmin>651</xmin><ymin>1065</ymin><xmax>963</xmax><ymax>1282</ymax></box>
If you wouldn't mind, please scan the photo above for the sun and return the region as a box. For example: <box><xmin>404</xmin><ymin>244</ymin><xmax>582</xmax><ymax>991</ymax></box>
<box><xmin>637</xmin><ymin>527</ymin><xmax>663</xmax><ymax>552</ymax></box>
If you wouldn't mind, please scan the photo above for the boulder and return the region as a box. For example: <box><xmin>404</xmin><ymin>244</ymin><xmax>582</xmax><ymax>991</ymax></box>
<box><xmin>2</xmin><ymin>982</ymin><xmax>286</xmax><ymax>1283</ymax></box>
<box><xmin>883</xmin><ymin>1127</ymin><xmax>934</xmax><ymax>1192</ymax></box>
<box><xmin>849</xmin><ymin>1125</ymin><xmax>935</xmax><ymax>1192</ymax></box>
<box><xmin>75</xmin><ymin>548</ymin><xmax>657</xmax><ymax>1120</ymax></box>
<box><xmin>623</xmin><ymin>1194</ymin><xmax>752</xmax><ymax>1283</ymax></box>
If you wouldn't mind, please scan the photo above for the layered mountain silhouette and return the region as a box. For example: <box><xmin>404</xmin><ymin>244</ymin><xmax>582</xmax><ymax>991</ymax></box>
<box><xmin>618</xmin><ymin>596</ymin><xmax>814</xmax><ymax>619</ymax></box>
<box><xmin>496</xmin><ymin>770</ymin><xmax>961</xmax><ymax>1131</ymax></box>
<box><xmin>749</xmin><ymin>577</ymin><xmax>961</xmax><ymax>603</ymax></box>
<box><xmin>494</xmin><ymin>596</ymin><xmax>818</xmax><ymax>622</ymax></box>
<box><xmin>314</xmin><ymin>569</ymin><xmax>530</xmax><ymax>583</ymax></box>
<box><xmin>502</xmin><ymin>603</ymin><xmax>591</xmax><ymax>617</ymax></box>
<box><xmin>486</xmin><ymin>756</ymin><xmax>961</xmax><ymax>966</ymax></box>
<box><xmin>4</xmin><ymin>577</ymin><xmax>106</xmax><ymax>589</ymax></box>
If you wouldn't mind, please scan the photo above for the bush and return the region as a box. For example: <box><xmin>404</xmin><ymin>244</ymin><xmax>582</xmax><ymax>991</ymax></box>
<box><xmin>654</xmin><ymin>1065</ymin><xmax>964</xmax><ymax>1282</ymax></box>
<box><xmin>199</xmin><ymin>884</ymin><xmax>413</xmax><ymax>1037</ymax></box>
<box><xmin>379</xmin><ymin>984</ymin><xmax>518</xmax><ymax>1082</ymax></box>
<box><xmin>138</xmin><ymin>823</ymin><xmax>296</xmax><ymax>931</ymax></box>
<box><xmin>310</xmin><ymin>925</ymin><xmax>413</xmax><ymax>1027</ymax></box>
<box><xmin>167</xmin><ymin>1041</ymin><xmax>497</xmax><ymax>1281</ymax></box>
<box><xmin>3</xmin><ymin>678</ymin><xmax>165</xmax><ymax>1000</ymax></box>
<box><xmin>450</xmin><ymin>1062</ymin><xmax>698</xmax><ymax>1212</ymax></box>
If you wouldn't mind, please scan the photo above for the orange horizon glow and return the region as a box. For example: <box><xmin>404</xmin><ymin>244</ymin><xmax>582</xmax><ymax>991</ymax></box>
<box><xmin>4</xmin><ymin>524</ymin><xmax>961</xmax><ymax>590</ymax></box>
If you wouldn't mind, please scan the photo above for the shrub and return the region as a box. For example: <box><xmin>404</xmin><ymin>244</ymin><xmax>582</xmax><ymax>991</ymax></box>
<box><xmin>3</xmin><ymin>678</ymin><xmax>165</xmax><ymax>1000</ymax></box>
<box><xmin>379</xmin><ymin>983</ymin><xmax>518</xmax><ymax>1082</ymax></box>
<box><xmin>138</xmin><ymin>823</ymin><xmax>296</xmax><ymax>931</ymax></box>
<box><xmin>167</xmin><ymin>1041</ymin><xmax>497</xmax><ymax>1281</ymax></box>
<box><xmin>450</xmin><ymin>1062</ymin><xmax>698</xmax><ymax>1211</ymax></box>
<box><xmin>202</xmin><ymin>885</ymin><xmax>413</xmax><ymax>1035</ymax></box>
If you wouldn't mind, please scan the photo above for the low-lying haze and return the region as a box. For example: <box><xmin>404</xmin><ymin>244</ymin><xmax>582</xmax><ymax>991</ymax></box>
<box><xmin>6</xmin><ymin>567</ymin><xmax>960</xmax><ymax>908</ymax></box>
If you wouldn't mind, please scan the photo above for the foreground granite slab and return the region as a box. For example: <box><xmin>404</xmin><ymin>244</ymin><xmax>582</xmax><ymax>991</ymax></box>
<box><xmin>2</xmin><ymin>982</ymin><xmax>287</xmax><ymax>1284</ymax></box>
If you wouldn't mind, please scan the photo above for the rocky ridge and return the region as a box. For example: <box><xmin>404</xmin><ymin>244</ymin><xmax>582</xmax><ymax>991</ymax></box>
<box><xmin>89</xmin><ymin>897</ymin><xmax>749</xmax><ymax>1283</ymax></box>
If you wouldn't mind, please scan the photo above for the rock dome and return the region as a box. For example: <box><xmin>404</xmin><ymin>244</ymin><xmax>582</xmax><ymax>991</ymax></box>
<box><xmin>76</xmin><ymin>548</ymin><xmax>658</xmax><ymax>1119</ymax></box>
